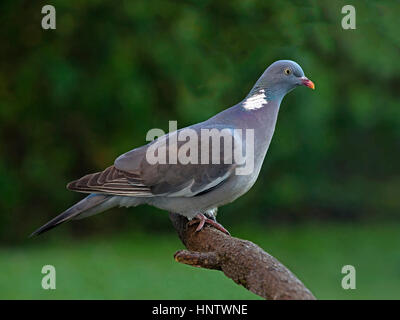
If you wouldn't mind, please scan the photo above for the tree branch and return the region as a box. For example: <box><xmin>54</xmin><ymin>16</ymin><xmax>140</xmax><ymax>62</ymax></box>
<box><xmin>169</xmin><ymin>213</ymin><xmax>316</xmax><ymax>300</ymax></box>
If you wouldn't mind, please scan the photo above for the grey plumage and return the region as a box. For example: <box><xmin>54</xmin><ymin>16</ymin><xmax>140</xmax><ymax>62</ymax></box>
<box><xmin>31</xmin><ymin>60</ymin><xmax>314</xmax><ymax>236</ymax></box>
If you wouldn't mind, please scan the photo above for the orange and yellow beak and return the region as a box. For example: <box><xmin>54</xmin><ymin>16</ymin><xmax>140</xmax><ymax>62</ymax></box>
<box><xmin>301</xmin><ymin>77</ymin><xmax>315</xmax><ymax>90</ymax></box>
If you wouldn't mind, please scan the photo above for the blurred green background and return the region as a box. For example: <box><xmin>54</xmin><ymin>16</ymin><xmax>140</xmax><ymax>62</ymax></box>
<box><xmin>0</xmin><ymin>0</ymin><xmax>399</xmax><ymax>299</ymax></box>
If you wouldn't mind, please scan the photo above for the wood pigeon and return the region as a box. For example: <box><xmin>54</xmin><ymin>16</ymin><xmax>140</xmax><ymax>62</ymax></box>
<box><xmin>31</xmin><ymin>60</ymin><xmax>314</xmax><ymax>236</ymax></box>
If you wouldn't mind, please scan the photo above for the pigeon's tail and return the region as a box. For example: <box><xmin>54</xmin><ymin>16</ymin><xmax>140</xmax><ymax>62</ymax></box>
<box><xmin>30</xmin><ymin>194</ymin><xmax>117</xmax><ymax>237</ymax></box>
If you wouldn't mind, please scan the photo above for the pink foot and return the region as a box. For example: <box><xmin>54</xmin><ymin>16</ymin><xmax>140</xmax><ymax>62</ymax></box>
<box><xmin>188</xmin><ymin>213</ymin><xmax>230</xmax><ymax>236</ymax></box>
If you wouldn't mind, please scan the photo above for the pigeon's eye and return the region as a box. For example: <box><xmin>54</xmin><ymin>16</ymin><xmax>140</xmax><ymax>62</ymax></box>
<box><xmin>284</xmin><ymin>68</ymin><xmax>292</xmax><ymax>75</ymax></box>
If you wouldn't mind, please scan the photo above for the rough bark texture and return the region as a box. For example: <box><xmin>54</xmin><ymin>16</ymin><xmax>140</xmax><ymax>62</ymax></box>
<box><xmin>169</xmin><ymin>213</ymin><xmax>316</xmax><ymax>300</ymax></box>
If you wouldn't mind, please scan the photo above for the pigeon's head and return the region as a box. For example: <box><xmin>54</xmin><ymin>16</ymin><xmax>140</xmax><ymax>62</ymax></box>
<box><xmin>254</xmin><ymin>60</ymin><xmax>314</xmax><ymax>100</ymax></box>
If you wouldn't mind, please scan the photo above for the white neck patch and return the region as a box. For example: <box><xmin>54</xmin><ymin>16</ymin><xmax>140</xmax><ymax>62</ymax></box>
<box><xmin>243</xmin><ymin>89</ymin><xmax>267</xmax><ymax>110</ymax></box>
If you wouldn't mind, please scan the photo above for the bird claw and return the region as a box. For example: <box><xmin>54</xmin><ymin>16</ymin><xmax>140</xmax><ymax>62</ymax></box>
<box><xmin>188</xmin><ymin>213</ymin><xmax>230</xmax><ymax>236</ymax></box>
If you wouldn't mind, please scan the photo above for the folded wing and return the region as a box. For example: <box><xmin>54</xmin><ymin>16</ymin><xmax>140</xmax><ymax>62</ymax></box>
<box><xmin>68</xmin><ymin>125</ymin><xmax>239</xmax><ymax>198</ymax></box>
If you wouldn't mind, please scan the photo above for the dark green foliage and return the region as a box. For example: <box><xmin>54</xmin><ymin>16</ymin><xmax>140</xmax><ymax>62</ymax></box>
<box><xmin>0</xmin><ymin>1</ymin><xmax>399</xmax><ymax>241</ymax></box>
